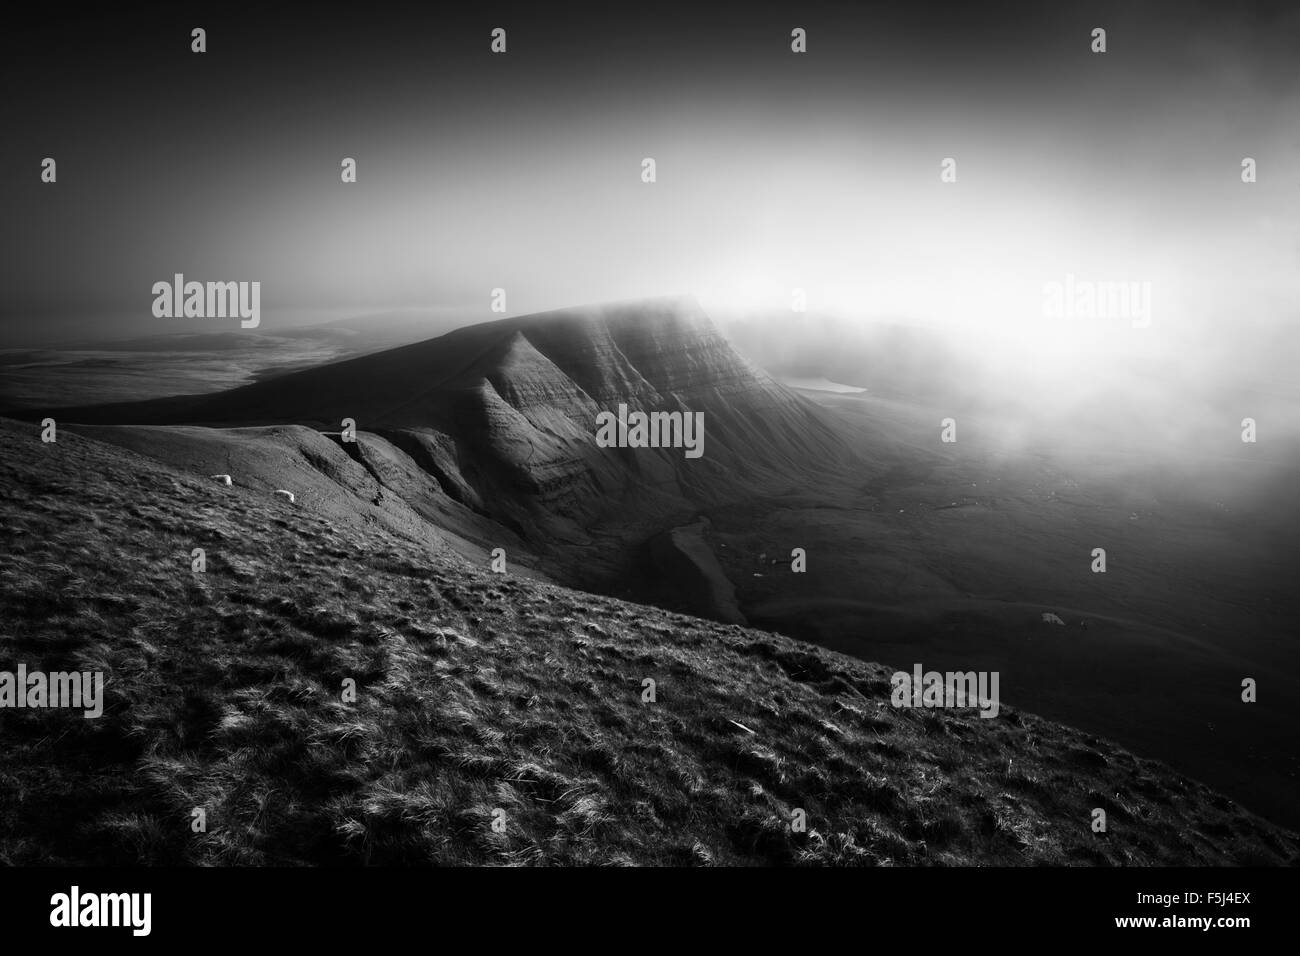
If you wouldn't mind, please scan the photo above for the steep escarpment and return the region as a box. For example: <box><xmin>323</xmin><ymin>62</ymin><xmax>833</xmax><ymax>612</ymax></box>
<box><xmin>42</xmin><ymin>297</ymin><xmax>869</xmax><ymax>582</ymax></box>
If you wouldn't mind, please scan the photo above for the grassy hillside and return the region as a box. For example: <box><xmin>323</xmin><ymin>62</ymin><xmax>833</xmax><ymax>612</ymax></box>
<box><xmin>1</xmin><ymin>418</ymin><xmax>1295</xmax><ymax>865</ymax></box>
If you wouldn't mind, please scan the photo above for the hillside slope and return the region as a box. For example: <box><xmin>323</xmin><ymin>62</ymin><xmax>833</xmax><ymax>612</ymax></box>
<box><xmin>35</xmin><ymin>298</ymin><xmax>868</xmax><ymax>551</ymax></box>
<box><xmin>2</xmin><ymin>418</ymin><xmax>1295</xmax><ymax>866</ymax></box>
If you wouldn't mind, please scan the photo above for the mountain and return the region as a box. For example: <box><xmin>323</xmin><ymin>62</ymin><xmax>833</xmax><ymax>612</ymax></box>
<box><xmin>2</xmin><ymin>417</ymin><xmax>1294</xmax><ymax>865</ymax></box>
<box><xmin>37</xmin><ymin>297</ymin><xmax>871</xmax><ymax>588</ymax></box>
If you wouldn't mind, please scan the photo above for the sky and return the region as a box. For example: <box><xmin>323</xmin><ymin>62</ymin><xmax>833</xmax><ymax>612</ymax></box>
<box><xmin>2</xmin><ymin>0</ymin><xmax>1297</xmax><ymax>373</ymax></box>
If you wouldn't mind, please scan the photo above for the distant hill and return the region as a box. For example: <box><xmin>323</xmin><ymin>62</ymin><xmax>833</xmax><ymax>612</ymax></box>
<box><xmin>2</xmin><ymin>417</ymin><xmax>1294</xmax><ymax>865</ymax></box>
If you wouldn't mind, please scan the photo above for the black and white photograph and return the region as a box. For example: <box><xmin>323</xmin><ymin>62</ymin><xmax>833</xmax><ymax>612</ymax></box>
<box><xmin>1</xmin><ymin>0</ymin><xmax>1296</xmax><ymax>940</ymax></box>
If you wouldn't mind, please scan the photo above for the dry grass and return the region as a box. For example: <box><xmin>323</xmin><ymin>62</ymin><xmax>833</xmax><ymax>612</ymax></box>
<box><xmin>1</xmin><ymin>418</ymin><xmax>1296</xmax><ymax>866</ymax></box>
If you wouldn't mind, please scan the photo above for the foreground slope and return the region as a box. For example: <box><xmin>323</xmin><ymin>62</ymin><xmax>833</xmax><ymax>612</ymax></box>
<box><xmin>1</xmin><ymin>419</ymin><xmax>1295</xmax><ymax>865</ymax></box>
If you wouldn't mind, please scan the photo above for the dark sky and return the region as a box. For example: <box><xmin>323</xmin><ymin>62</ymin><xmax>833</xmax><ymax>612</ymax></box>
<box><xmin>1</xmin><ymin>0</ymin><xmax>1296</xmax><ymax>347</ymax></box>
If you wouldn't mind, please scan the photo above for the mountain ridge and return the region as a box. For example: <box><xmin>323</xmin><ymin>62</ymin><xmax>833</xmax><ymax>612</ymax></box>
<box><xmin>29</xmin><ymin>297</ymin><xmax>871</xmax><ymax>588</ymax></box>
